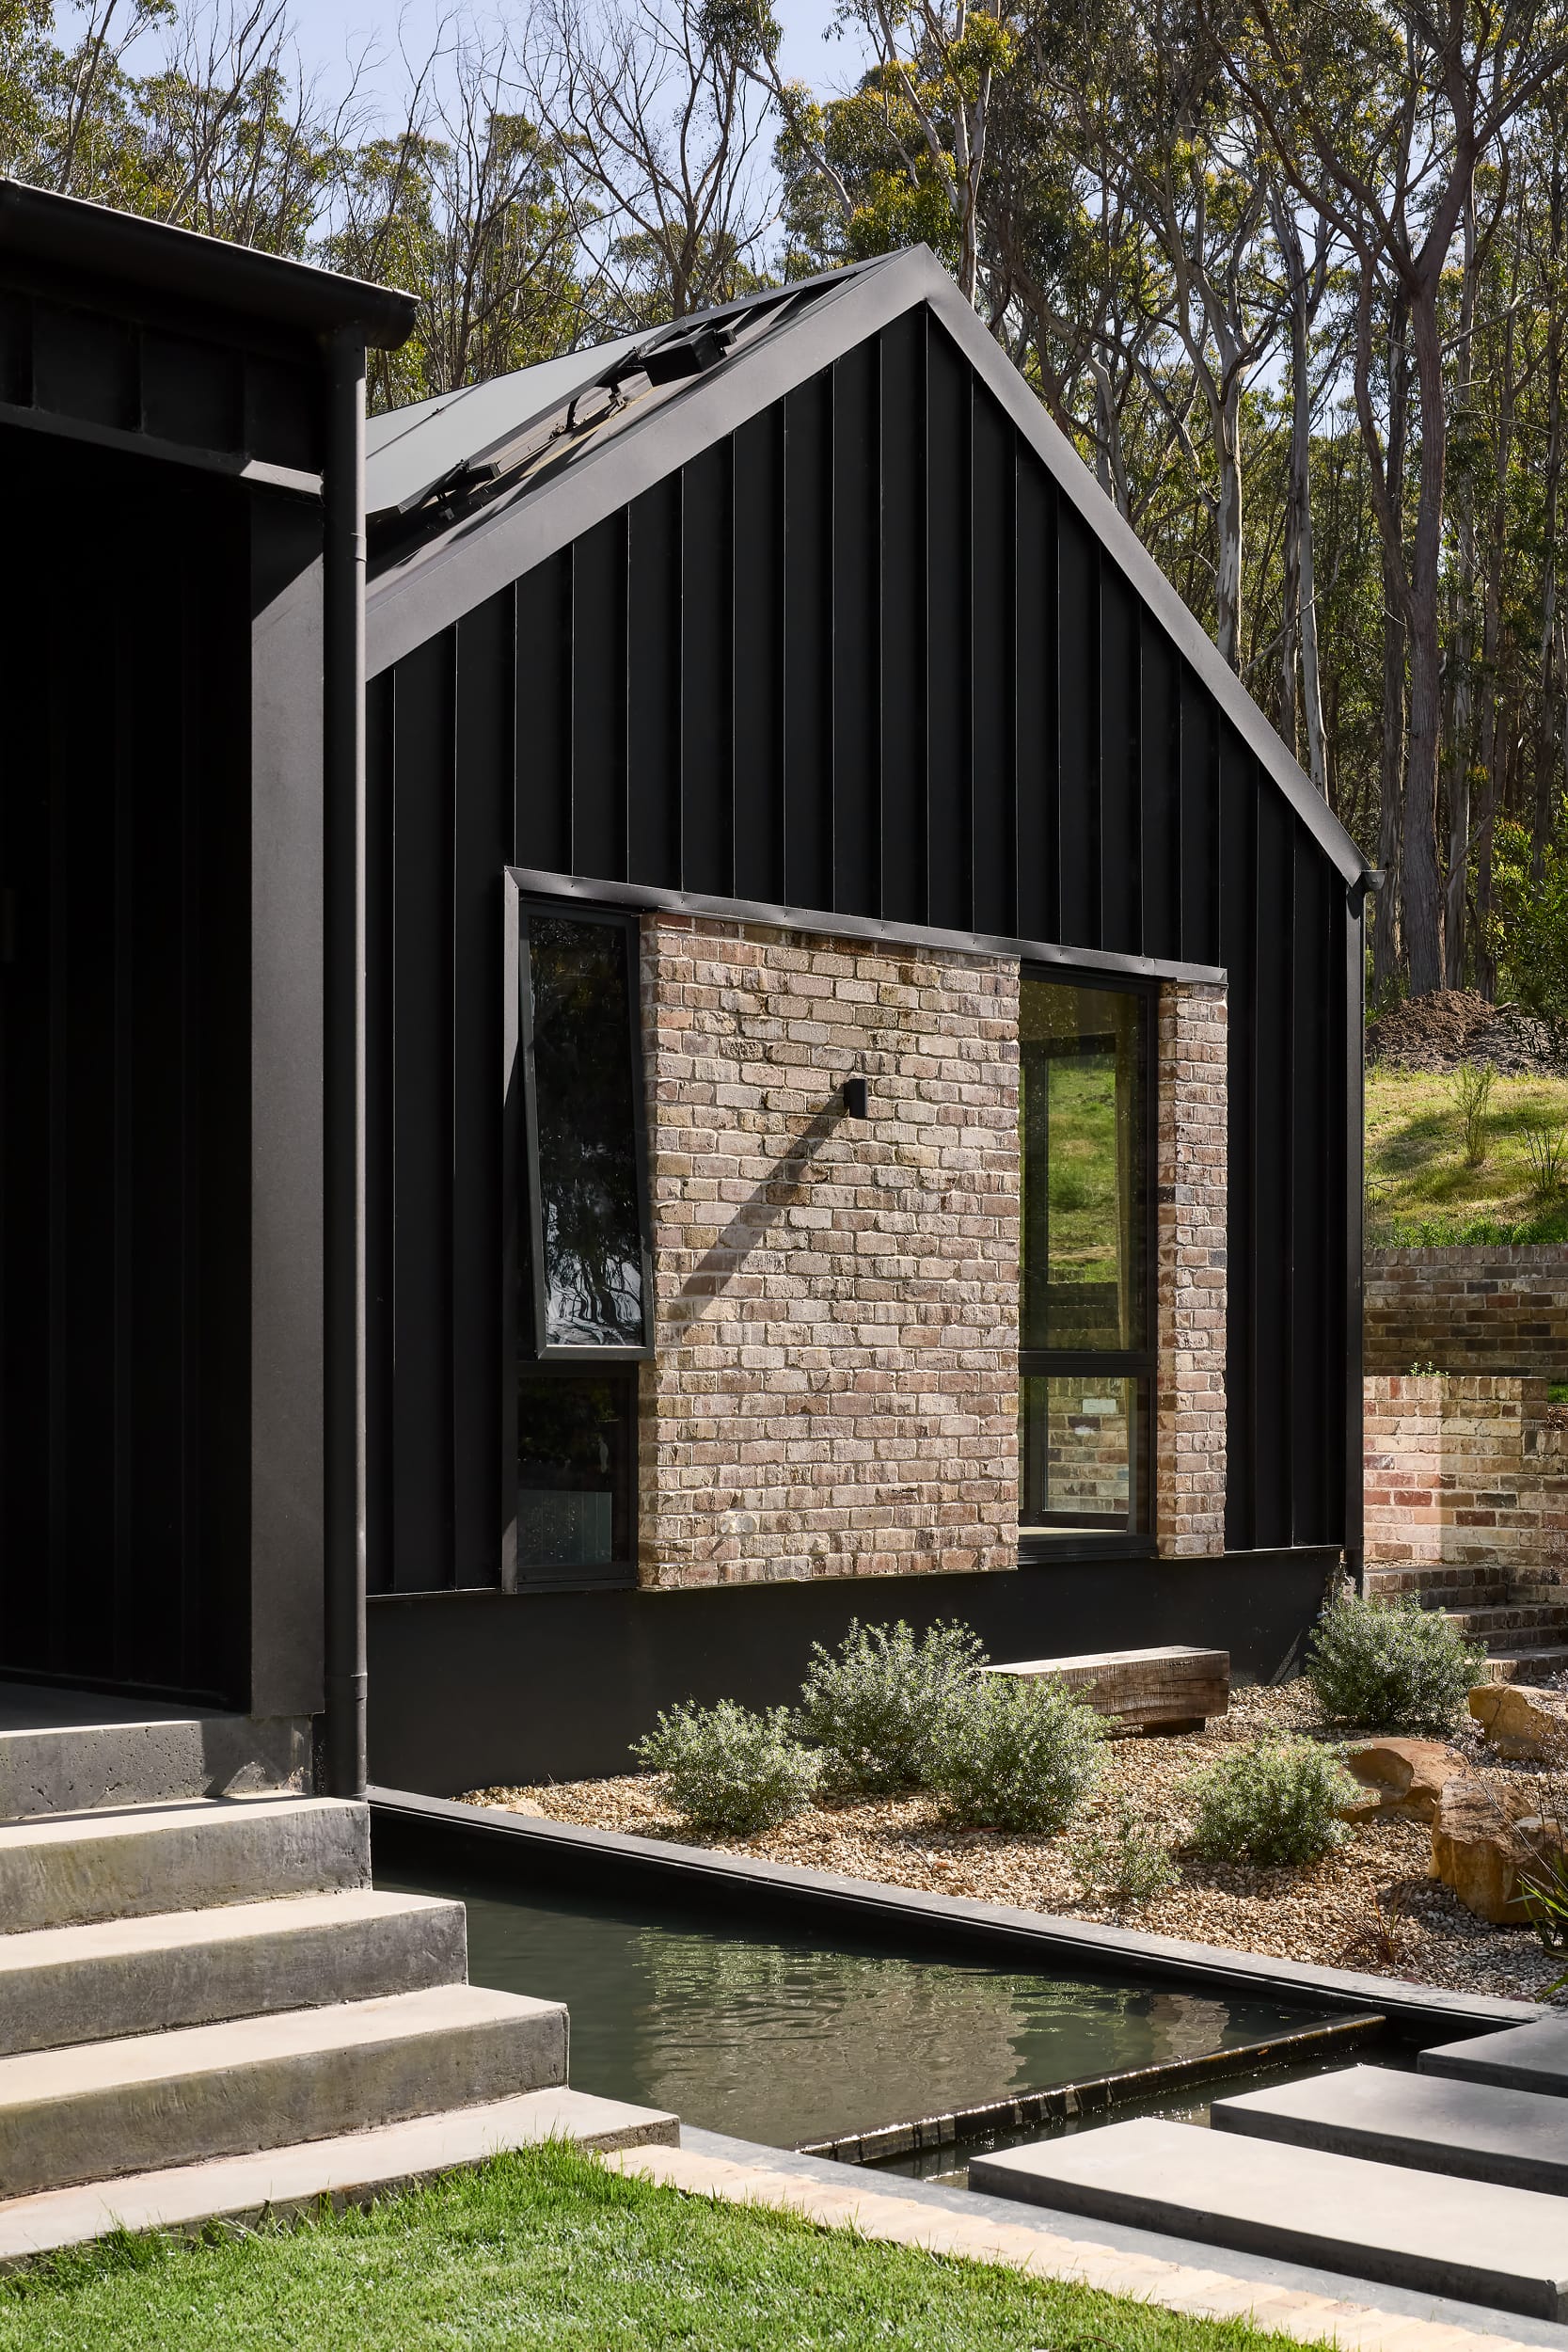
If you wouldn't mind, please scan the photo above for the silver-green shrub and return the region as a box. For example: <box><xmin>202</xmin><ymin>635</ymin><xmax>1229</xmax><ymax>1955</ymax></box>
<box><xmin>796</xmin><ymin>1618</ymin><xmax>990</xmax><ymax>1793</ymax></box>
<box><xmin>1306</xmin><ymin>1590</ymin><xmax>1486</xmax><ymax>1733</ymax></box>
<box><xmin>1071</xmin><ymin>1798</ymin><xmax>1180</xmax><ymax>1912</ymax></box>
<box><xmin>1184</xmin><ymin>1738</ymin><xmax>1358</xmax><ymax>1867</ymax></box>
<box><xmin>632</xmin><ymin>1701</ymin><xmax>819</xmax><ymax>1835</ymax></box>
<box><xmin>927</xmin><ymin>1677</ymin><xmax>1104</xmax><ymax>1833</ymax></box>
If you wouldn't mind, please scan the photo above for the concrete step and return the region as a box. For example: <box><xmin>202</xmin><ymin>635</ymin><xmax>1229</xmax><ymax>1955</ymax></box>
<box><xmin>0</xmin><ymin>1705</ymin><xmax>308</xmax><ymax>1822</ymax></box>
<box><xmin>1211</xmin><ymin>2062</ymin><xmax>1568</xmax><ymax>2196</ymax></box>
<box><xmin>968</xmin><ymin>2117</ymin><xmax>1568</xmax><ymax>2320</ymax></box>
<box><xmin>0</xmin><ymin>1797</ymin><xmax>369</xmax><ymax>1933</ymax></box>
<box><xmin>0</xmin><ymin>1983</ymin><xmax>568</xmax><ymax>2199</ymax></box>
<box><xmin>0</xmin><ymin>2087</ymin><xmax>678</xmax><ymax>2268</ymax></box>
<box><xmin>1419</xmin><ymin>2018</ymin><xmax>1568</xmax><ymax>2098</ymax></box>
<box><xmin>1480</xmin><ymin>1644</ymin><xmax>1568</xmax><ymax>1682</ymax></box>
<box><xmin>0</xmin><ymin>1890</ymin><xmax>467</xmax><ymax>2056</ymax></box>
<box><xmin>1442</xmin><ymin>1602</ymin><xmax>1568</xmax><ymax>1639</ymax></box>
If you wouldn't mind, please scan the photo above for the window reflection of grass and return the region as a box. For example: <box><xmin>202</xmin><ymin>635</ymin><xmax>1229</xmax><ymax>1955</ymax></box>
<box><xmin>1366</xmin><ymin>1068</ymin><xmax>1568</xmax><ymax>1244</ymax></box>
<box><xmin>1047</xmin><ymin>1060</ymin><xmax>1120</xmax><ymax>1281</ymax></box>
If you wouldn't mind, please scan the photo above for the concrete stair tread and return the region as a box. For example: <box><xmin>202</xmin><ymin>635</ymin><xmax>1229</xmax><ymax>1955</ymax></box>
<box><xmin>1211</xmin><ymin>2062</ymin><xmax>1568</xmax><ymax>2195</ymax></box>
<box><xmin>967</xmin><ymin>2116</ymin><xmax>1568</xmax><ymax>2320</ymax></box>
<box><xmin>1420</xmin><ymin>2019</ymin><xmax>1568</xmax><ymax>2097</ymax></box>
<box><xmin>0</xmin><ymin>1708</ymin><xmax>308</xmax><ymax>1821</ymax></box>
<box><xmin>0</xmin><ymin>1795</ymin><xmax>370</xmax><ymax>1931</ymax></box>
<box><xmin>0</xmin><ymin>1890</ymin><xmax>468</xmax><ymax>2056</ymax></box>
<box><xmin>1482</xmin><ymin>1645</ymin><xmax>1568</xmax><ymax>1680</ymax></box>
<box><xmin>0</xmin><ymin>1983</ymin><xmax>562</xmax><ymax>2102</ymax></box>
<box><xmin>0</xmin><ymin>1983</ymin><xmax>569</xmax><ymax>2198</ymax></box>
<box><xmin>0</xmin><ymin>2088</ymin><xmax>679</xmax><ymax>2268</ymax></box>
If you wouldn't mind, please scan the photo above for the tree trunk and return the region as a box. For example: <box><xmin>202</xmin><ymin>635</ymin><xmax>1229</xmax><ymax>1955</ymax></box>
<box><xmin>1444</xmin><ymin>195</ymin><xmax>1477</xmax><ymax>989</ymax></box>
<box><xmin>1402</xmin><ymin>287</ymin><xmax>1449</xmax><ymax>996</ymax></box>
<box><xmin>1537</xmin><ymin>153</ymin><xmax>1565</xmax><ymax>886</ymax></box>
<box><xmin>1215</xmin><ymin>381</ymin><xmax>1243</xmax><ymax>673</ymax></box>
<box><xmin>1290</xmin><ymin>263</ymin><xmax>1327</xmax><ymax>792</ymax></box>
<box><xmin>1371</xmin><ymin>291</ymin><xmax>1409</xmax><ymax>999</ymax></box>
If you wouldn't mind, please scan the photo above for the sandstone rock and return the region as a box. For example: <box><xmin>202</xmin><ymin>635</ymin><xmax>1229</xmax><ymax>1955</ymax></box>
<box><xmin>1337</xmin><ymin>1738</ymin><xmax>1467</xmax><ymax>1824</ymax></box>
<box><xmin>1429</xmin><ymin>1775</ymin><xmax>1566</xmax><ymax>1924</ymax></box>
<box><xmin>1468</xmin><ymin>1681</ymin><xmax>1568</xmax><ymax>1761</ymax></box>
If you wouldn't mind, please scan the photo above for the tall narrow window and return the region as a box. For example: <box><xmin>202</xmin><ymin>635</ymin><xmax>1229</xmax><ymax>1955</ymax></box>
<box><xmin>513</xmin><ymin>905</ymin><xmax>650</xmax><ymax>1587</ymax></box>
<box><xmin>1019</xmin><ymin>977</ymin><xmax>1153</xmax><ymax>1550</ymax></box>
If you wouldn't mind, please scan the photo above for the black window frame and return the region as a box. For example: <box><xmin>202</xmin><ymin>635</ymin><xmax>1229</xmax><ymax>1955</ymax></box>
<box><xmin>501</xmin><ymin>879</ymin><xmax>652</xmax><ymax>1592</ymax></box>
<box><xmin>1018</xmin><ymin>966</ymin><xmax>1157</xmax><ymax>1563</ymax></box>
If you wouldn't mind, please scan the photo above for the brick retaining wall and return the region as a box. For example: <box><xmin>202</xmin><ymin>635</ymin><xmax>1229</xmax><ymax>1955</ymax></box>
<box><xmin>1365</xmin><ymin>1247</ymin><xmax>1568</xmax><ymax>1378</ymax></box>
<box><xmin>1364</xmin><ymin>1375</ymin><xmax>1568</xmax><ymax>1570</ymax></box>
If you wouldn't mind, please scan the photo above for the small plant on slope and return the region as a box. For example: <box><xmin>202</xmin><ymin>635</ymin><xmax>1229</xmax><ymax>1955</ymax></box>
<box><xmin>632</xmin><ymin>1701</ymin><xmax>819</xmax><ymax>1836</ymax></box>
<box><xmin>1184</xmin><ymin>1738</ymin><xmax>1359</xmax><ymax>1868</ymax></box>
<box><xmin>927</xmin><ymin>1676</ymin><xmax>1104</xmax><ymax>1834</ymax></box>
<box><xmin>1306</xmin><ymin>1589</ymin><xmax>1486</xmax><ymax>1735</ymax></box>
<box><xmin>796</xmin><ymin>1617</ymin><xmax>990</xmax><ymax>1794</ymax></box>
<box><xmin>1071</xmin><ymin>1797</ymin><xmax>1179</xmax><ymax>1914</ymax></box>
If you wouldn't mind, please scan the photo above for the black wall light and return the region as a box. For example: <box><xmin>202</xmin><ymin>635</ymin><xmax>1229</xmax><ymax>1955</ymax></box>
<box><xmin>842</xmin><ymin>1076</ymin><xmax>869</xmax><ymax>1119</ymax></box>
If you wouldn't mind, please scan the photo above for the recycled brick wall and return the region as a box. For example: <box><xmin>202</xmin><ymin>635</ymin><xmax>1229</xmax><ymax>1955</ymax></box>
<box><xmin>1365</xmin><ymin>1248</ymin><xmax>1568</xmax><ymax>1379</ymax></box>
<box><xmin>1155</xmin><ymin>981</ymin><xmax>1228</xmax><ymax>1557</ymax></box>
<box><xmin>1363</xmin><ymin>1375</ymin><xmax>1568</xmax><ymax>1573</ymax></box>
<box><xmin>637</xmin><ymin>915</ymin><xmax>1021</xmax><ymax>1588</ymax></box>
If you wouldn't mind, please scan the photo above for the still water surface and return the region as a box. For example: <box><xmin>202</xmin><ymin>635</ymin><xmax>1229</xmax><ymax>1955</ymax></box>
<box><xmin>388</xmin><ymin>1864</ymin><xmax>1334</xmax><ymax>2153</ymax></box>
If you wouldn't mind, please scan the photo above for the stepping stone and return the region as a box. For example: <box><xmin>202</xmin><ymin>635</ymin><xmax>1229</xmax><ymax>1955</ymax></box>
<box><xmin>1420</xmin><ymin>2017</ymin><xmax>1568</xmax><ymax>2097</ymax></box>
<box><xmin>1212</xmin><ymin>2062</ymin><xmax>1568</xmax><ymax>2196</ymax></box>
<box><xmin>968</xmin><ymin>2117</ymin><xmax>1568</xmax><ymax>2319</ymax></box>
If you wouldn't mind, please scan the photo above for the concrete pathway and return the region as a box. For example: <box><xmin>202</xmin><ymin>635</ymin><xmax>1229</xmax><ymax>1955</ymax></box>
<box><xmin>609</xmin><ymin>2128</ymin><xmax>1568</xmax><ymax>2352</ymax></box>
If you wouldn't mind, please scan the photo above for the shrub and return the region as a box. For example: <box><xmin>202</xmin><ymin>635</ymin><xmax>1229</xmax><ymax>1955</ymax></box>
<box><xmin>1306</xmin><ymin>1590</ymin><xmax>1486</xmax><ymax>1734</ymax></box>
<box><xmin>1449</xmin><ymin>1060</ymin><xmax>1495</xmax><ymax>1166</ymax></box>
<box><xmin>632</xmin><ymin>1701</ymin><xmax>819</xmax><ymax>1836</ymax></box>
<box><xmin>1524</xmin><ymin>1116</ymin><xmax>1568</xmax><ymax>1200</ymax></box>
<box><xmin>796</xmin><ymin>1618</ymin><xmax>990</xmax><ymax>1794</ymax></box>
<box><xmin>1070</xmin><ymin>1798</ymin><xmax>1179</xmax><ymax>1913</ymax></box>
<box><xmin>1184</xmin><ymin>1738</ymin><xmax>1358</xmax><ymax>1867</ymax></box>
<box><xmin>927</xmin><ymin>1677</ymin><xmax>1104</xmax><ymax>1834</ymax></box>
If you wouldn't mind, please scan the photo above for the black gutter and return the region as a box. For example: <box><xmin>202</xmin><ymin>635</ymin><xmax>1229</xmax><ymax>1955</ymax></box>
<box><xmin>0</xmin><ymin>179</ymin><xmax>419</xmax><ymax>346</ymax></box>
<box><xmin>369</xmin><ymin>1787</ymin><xmax>1543</xmax><ymax>2042</ymax></box>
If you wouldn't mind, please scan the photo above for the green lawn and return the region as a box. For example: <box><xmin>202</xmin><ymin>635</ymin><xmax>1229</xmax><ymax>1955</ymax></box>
<box><xmin>0</xmin><ymin>2141</ymin><xmax>1329</xmax><ymax>2352</ymax></box>
<box><xmin>1365</xmin><ymin>1064</ymin><xmax>1568</xmax><ymax>1245</ymax></box>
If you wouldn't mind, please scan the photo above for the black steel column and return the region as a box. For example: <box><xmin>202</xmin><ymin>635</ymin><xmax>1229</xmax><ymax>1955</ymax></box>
<box><xmin>324</xmin><ymin>327</ymin><xmax>369</xmax><ymax>1796</ymax></box>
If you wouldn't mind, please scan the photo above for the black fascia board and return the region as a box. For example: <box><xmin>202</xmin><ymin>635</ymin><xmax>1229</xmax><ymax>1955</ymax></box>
<box><xmin>0</xmin><ymin>178</ymin><xmax>420</xmax><ymax>349</ymax></box>
<box><xmin>366</xmin><ymin>244</ymin><xmax>1368</xmax><ymax>893</ymax></box>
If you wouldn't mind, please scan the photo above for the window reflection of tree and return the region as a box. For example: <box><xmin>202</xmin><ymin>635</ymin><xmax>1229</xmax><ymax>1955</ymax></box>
<box><xmin>531</xmin><ymin>918</ymin><xmax>645</xmax><ymax>1344</ymax></box>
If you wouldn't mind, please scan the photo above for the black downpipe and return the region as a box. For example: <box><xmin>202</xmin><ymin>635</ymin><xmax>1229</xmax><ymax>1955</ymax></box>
<box><xmin>323</xmin><ymin>326</ymin><xmax>369</xmax><ymax>1796</ymax></box>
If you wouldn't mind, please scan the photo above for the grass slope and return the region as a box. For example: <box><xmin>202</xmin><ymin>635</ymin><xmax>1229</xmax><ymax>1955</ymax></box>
<box><xmin>1365</xmin><ymin>1066</ymin><xmax>1568</xmax><ymax>1246</ymax></box>
<box><xmin>0</xmin><ymin>2141</ymin><xmax>1330</xmax><ymax>2352</ymax></box>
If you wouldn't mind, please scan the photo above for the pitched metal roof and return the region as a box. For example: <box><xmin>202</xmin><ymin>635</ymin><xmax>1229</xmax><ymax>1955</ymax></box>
<box><xmin>0</xmin><ymin>179</ymin><xmax>419</xmax><ymax>347</ymax></box>
<box><xmin>365</xmin><ymin>244</ymin><xmax>1368</xmax><ymax>888</ymax></box>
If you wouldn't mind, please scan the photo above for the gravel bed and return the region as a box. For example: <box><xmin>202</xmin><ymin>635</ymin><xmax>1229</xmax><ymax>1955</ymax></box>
<box><xmin>461</xmin><ymin>1683</ymin><xmax>1566</xmax><ymax>2005</ymax></box>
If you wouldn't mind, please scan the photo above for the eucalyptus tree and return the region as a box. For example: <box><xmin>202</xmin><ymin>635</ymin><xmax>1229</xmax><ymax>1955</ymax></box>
<box><xmin>1224</xmin><ymin>0</ymin><xmax>1568</xmax><ymax>990</ymax></box>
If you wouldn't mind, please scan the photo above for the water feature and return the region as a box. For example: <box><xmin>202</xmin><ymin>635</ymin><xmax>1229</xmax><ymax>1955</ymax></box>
<box><xmin>387</xmin><ymin>1860</ymin><xmax>1355</xmax><ymax>2154</ymax></box>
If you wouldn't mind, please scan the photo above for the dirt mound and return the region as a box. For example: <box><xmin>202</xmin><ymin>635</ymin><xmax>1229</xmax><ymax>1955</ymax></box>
<box><xmin>1367</xmin><ymin>988</ymin><xmax>1563</xmax><ymax>1075</ymax></box>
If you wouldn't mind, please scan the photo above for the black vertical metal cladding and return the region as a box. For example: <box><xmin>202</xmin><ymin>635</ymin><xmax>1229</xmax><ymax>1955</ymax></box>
<box><xmin>1137</xmin><ymin>618</ymin><xmax>1180</xmax><ymax>962</ymax></box>
<box><xmin>1291</xmin><ymin>843</ymin><xmax>1333</xmax><ymax>1542</ymax></box>
<box><xmin>970</xmin><ymin>391</ymin><xmax>1015</xmax><ymax>939</ymax></box>
<box><xmin>451</xmin><ymin>595</ymin><xmax>514</xmax><ymax>1588</ymax></box>
<box><xmin>571</xmin><ymin>516</ymin><xmax>628</xmax><ymax>883</ymax></box>
<box><xmin>680</xmin><ymin>437</ymin><xmax>735</xmax><ymax>898</ymax></box>
<box><xmin>1055</xmin><ymin>500</ymin><xmax>1097</xmax><ymax>945</ymax></box>
<box><xmin>390</xmin><ymin>630</ymin><xmax>458</xmax><ymax>1591</ymax></box>
<box><xmin>730</xmin><ymin>407</ymin><xmax>784</xmax><ymax>905</ymax></box>
<box><xmin>515</xmin><ymin>551</ymin><xmax>572</xmax><ymax>873</ymax></box>
<box><xmin>627</xmin><ymin>473</ymin><xmax>683</xmax><ymax>890</ymax></box>
<box><xmin>1178</xmin><ymin>666</ymin><xmax>1220</xmax><ymax>963</ymax></box>
<box><xmin>1099</xmin><ymin>559</ymin><xmax>1140</xmax><ymax>955</ymax></box>
<box><xmin>879</xmin><ymin>305</ymin><xmax>927</xmax><ymax>927</ymax></box>
<box><xmin>1014</xmin><ymin>461</ymin><xmax>1056</xmax><ymax>942</ymax></box>
<box><xmin>1218</xmin><ymin>727</ymin><xmax>1258</xmax><ymax>1551</ymax></box>
<box><xmin>925</xmin><ymin>322</ymin><xmax>973</xmax><ymax>931</ymax></box>
<box><xmin>784</xmin><ymin>371</ymin><xmax>832</xmax><ymax>910</ymax></box>
<box><xmin>832</xmin><ymin>341</ymin><xmax>880</xmax><ymax>917</ymax></box>
<box><xmin>1251</xmin><ymin>749</ymin><xmax>1296</xmax><ymax>1549</ymax></box>
<box><xmin>366</xmin><ymin>669</ymin><xmax>395</xmax><ymax>1601</ymax></box>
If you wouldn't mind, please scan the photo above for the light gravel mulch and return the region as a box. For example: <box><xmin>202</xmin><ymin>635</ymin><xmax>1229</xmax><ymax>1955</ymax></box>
<box><xmin>461</xmin><ymin>1682</ymin><xmax>1566</xmax><ymax>2006</ymax></box>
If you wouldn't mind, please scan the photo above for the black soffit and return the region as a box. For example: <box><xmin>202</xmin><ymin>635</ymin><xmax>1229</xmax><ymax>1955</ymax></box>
<box><xmin>363</xmin><ymin>245</ymin><xmax>1368</xmax><ymax>894</ymax></box>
